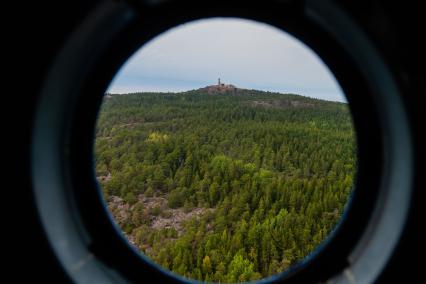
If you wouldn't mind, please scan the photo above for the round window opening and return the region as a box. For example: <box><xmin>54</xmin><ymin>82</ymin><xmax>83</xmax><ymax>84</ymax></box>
<box><xmin>94</xmin><ymin>18</ymin><xmax>357</xmax><ymax>283</ymax></box>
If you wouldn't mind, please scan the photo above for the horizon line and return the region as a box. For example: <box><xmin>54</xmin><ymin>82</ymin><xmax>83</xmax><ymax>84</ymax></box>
<box><xmin>105</xmin><ymin>86</ymin><xmax>348</xmax><ymax>104</ymax></box>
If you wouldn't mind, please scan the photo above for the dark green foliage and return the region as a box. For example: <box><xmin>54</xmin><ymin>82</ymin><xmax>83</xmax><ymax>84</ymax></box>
<box><xmin>95</xmin><ymin>89</ymin><xmax>356</xmax><ymax>282</ymax></box>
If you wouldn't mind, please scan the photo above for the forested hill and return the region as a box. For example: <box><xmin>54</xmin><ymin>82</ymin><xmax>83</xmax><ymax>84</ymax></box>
<box><xmin>95</xmin><ymin>88</ymin><xmax>356</xmax><ymax>282</ymax></box>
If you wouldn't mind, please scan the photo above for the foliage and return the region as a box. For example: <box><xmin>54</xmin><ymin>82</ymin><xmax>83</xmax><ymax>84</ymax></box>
<box><xmin>95</xmin><ymin>89</ymin><xmax>356</xmax><ymax>282</ymax></box>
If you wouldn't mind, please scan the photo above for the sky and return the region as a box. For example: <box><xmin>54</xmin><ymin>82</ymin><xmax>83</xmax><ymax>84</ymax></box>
<box><xmin>107</xmin><ymin>18</ymin><xmax>346</xmax><ymax>102</ymax></box>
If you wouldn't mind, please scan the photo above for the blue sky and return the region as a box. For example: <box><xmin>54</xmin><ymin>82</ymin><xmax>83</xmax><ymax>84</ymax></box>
<box><xmin>107</xmin><ymin>18</ymin><xmax>346</xmax><ymax>102</ymax></box>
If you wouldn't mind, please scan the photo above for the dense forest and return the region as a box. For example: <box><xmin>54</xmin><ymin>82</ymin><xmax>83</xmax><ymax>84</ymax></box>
<box><xmin>95</xmin><ymin>87</ymin><xmax>356</xmax><ymax>282</ymax></box>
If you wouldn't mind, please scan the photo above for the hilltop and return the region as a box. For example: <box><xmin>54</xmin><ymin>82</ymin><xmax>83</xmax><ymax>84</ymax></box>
<box><xmin>196</xmin><ymin>79</ymin><xmax>238</xmax><ymax>95</ymax></box>
<box><xmin>106</xmin><ymin>83</ymin><xmax>346</xmax><ymax>114</ymax></box>
<box><xmin>106</xmin><ymin>80</ymin><xmax>346</xmax><ymax>108</ymax></box>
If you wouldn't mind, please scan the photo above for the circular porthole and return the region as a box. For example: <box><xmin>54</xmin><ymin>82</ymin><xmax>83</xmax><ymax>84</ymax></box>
<box><xmin>31</xmin><ymin>1</ymin><xmax>413</xmax><ymax>283</ymax></box>
<box><xmin>95</xmin><ymin>17</ymin><xmax>356</xmax><ymax>283</ymax></box>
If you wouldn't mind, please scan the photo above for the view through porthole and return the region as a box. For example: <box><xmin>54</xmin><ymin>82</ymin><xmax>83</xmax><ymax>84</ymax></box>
<box><xmin>94</xmin><ymin>18</ymin><xmax>356</xmax><ymax>283</ymax></box>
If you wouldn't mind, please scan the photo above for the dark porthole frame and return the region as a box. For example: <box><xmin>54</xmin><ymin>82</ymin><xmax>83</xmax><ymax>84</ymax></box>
<box><xmin>31</xmin><ymin>0</ymin><xmax>414</xmax><ymax>283</ymax></box>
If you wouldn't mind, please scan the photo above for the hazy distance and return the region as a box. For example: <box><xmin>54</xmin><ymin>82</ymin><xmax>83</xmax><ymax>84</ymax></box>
<box><xmin>107</xmin><ymin>18</ymin><xmax>346</xmax><ymax>103</ymax></box>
